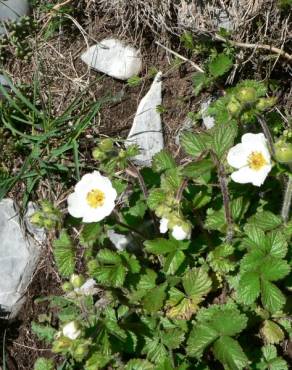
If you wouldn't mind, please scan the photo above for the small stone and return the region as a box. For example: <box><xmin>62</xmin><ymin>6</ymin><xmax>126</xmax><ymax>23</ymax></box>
<box><xmin>81</xmin><ymin>38</ymin><xmax>142</xmax><ymax>80</ymax></box>
<box><xmin>126</xmin><ymin>72</ymin><xmax>164</xmax><ymax>166</ymax></box>
<box><xmin>0</xmin><ymin>0</ymin><xmax>30</xmax><ymax>35</ymax></box>
<box><xmin>0</xmin><ymin>199</ymin><xmax>44</xmax><ymax>318</ymax></box>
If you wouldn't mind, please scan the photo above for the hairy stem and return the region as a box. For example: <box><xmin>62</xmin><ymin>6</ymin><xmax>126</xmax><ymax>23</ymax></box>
<box><xmin>257</xmin><ymin>116</ymin><xmax>275</xmax><ymax>156</ymax></box>
<box><xmin>281</xmin><ymin>174</ymin><xmax>292</xmax><ymax>223</ymax></box>
<box><xmin>212</xmin><ymin>153</ymin><xmax>233</xmax><ymax>241</ymax></box>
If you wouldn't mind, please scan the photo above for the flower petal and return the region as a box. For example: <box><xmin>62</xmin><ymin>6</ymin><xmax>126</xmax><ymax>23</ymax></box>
<box><xmin>227</xmin><ymin>143</ymin><xmax>249</xmax><ymax>169</ymax></box>
<box><xmin>160</xmin><ymin>218</ymin><xmax>169</xmax><ymax>234</ymax></box>
<box><xmin>172</xmin><ymin>225</ymin><xmax>189</xmax><ymax>241</ymax></box>
<box><xmin>67</xmin><ymin>193</ymin><xmax>84</xmax><ymax>218</ymax></box>
<box><xmin>231</xmin><ymin>164</ymin><xmax>271</xmax><ymax>187</ymax></box>
<box><xmin>241</xmin><ymin>133</ymin><xmax>267</xmax><ymax>146</ymax></box>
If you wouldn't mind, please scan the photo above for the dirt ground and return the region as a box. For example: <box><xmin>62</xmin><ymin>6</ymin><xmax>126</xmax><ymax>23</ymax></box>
<box><xmin>0</xmin><ymin>1</ymin><xmax>291</xmax><ymax>369</ymax></box>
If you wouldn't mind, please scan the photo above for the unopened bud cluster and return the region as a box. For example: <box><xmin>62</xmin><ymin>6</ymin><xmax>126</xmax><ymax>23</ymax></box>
<box><xmin>30</xmin><ymin>200</ymin><xmax>62</xmax><ymax>230</ymax></box>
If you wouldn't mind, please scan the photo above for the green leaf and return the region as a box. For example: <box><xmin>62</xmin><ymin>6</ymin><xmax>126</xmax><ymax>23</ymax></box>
<box><xmin>231</xmin><ymin>197</ymin><xmax>249</xmax><ymax>221</ymax></box>
<box><xmin>237</xmin><ymin>271</ymin><xmax>261</xmax><ymax>304</ymax></box>
<box><xmin>260</xmin><ymin>258</ymin><xmax>290</xmax><ymax>281</ymax></box>
<box><xmin>125</xmin><ymin>359</ymin><xmax>154</xmax><ymax>370</ymax></box>
<box><xmin>261</xmin><ymin>280</ymin><xmax>286</xmax><ymax>313</ymax></box>
<box><xmin>182</xmin><ymin>268</ymin><xmax>212</xmax><ymax>298</ymax></box>
<box><xmin>213</xmin><ymin>336</ymin><xmax>249</xmax><ymax>370</ymax></box>
<box><xmin>205</xmin><ymin>208</ymin><xmax>226</xmax><ymax>231</ymax></box>
<box><xmin>209</xmin><ymin>54</ymin><xmax>233</xmax><ymax>77</ymax></box>
<box><xmin>193</xmin><ymin>72</ymin><xmax>210</xmax><ymax>96</ymax></box>
<box><xmin>34</xmin><ymin>358</ymin><xmax>54</xmax><ymax>370</ymax></box>
<box><xmin>180</xmin><ymin>131</ymin><xmax>211</xmax><ymax>157</ymax></box>
<box><xmin>262</xmin><ymin>344</ymin><xmax>278</xmax><ymax>361</ymax></box>
<box><xmin>212</xmin><ymin>120</ymin><xmax>238</xmax><ymax>158</ymax></box>
<box><xmin>137</xmin><ymin>269</ymin><xmax>157</xmax><ymax>291</ymax></box>
<box><xmin>162</xmin><ymin>328</ymin><xmax>185</xmax><ymax>349</ymax></box>
<box><xmin>85</xmin><ymin>352</ymin><xmax>111</xmax><ymax>370</ymax></box>
<box><xmin>143</xmin><ymin>283</ymin><xmax>167</xmax><ymax>313</ymax></box>
<box><xmin>210</xmin><ymin>310</ymin><xmax>248</xmax><ymax>337</ymax></box>
<box><xmin>261</xmin><ymin>320</ymin><xmax>285</xmax><ymax>344</ymax></box>
<box><xmin>182</xmin><ymin>159</ymin><xmax>214</xmax><ymax>179</ymax></box>
<box><xmin>152</xmin><ymin>150</ymin><xmax>176</xmax><ymax>172</ymax></box>
<box><xmin>80</xmin><ymin>223</ymin><xmax>101</xmax><ymax>246</ymax></box>
<box><xmin>207</xmin><ymin>244</ymin><xmax>236</xmax><ymax>274</ymax></box>
<box><xmin>31</xmin><ymin>322</ymin><xmax>56</xmax><ymax>344</ymax></box>
<box><xmin>187</xmin><ymin>323</ymin><xmax>218</xmax><ymax>358</ymax></box>
<box><xmin>244</xmin><ymin>225</ymin><xmax>266</xmax><ymax>249</ymax></box>
<box><xmin>53</xmin><ymin>231</ymin><xmax>75</xmax><ymax>277</ymax></box>
<box><xmin>147</xmin><ymin>189</ymin><xmax>167</xmax><ymax>210</ymax></box>
<box><xmin>248</xmin><ymin>211</ymin><xmax>282</xmax><ymax>231</ymax></box>
<box><xmin>145</xmin><ymin>238</ymin><xmax>187</xmax><ymax>255</ymax></box>
<box><xmin>161</xmin><ymin>168</ymin><xmax>182</xmax><ymax>192</ymax></box>
<box><xmin>97</xmin><ymin>249</ymin><xmax>121</xmax><ymax>264</ymax></box>
<box><xmin>143</xmin><ymin>338</ymin><xmax>168</xmax><ymax>364</ymax></box>
<box><xmin>164</xmin><ymin>250</ymin><xmax>186</xmax><ymax>275</ymax></box>
<box><xmin>266</xmin><ymin>231</ymin><xmax>288</xmax><ymax>259</ymax></box>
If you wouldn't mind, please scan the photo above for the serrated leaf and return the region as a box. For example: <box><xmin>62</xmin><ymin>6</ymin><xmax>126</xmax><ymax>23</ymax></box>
<box><xmin>260</xmin><ymin>258</ymin><xmax>290</xmax><ymax>281</ymax></box>
<box><xmin>147</xmin><ymin>189</ymin><xmax>167</xmax><ymax>210</ymax></box>
<box><xmin>34</xmin><ymin>358</ymin><xmax>54</xmax><ymax>370</ymax></box>
<box><xmin>213</xmin><ymin>336</ymin><xmax>249</xmax><ymax>370</ymax></box>
<box><xmin>144</xmin><ymin>239</ymin><xmax>178</xmax><ymax>255</ymax></box>
<box><xmin>125</xmin><ymin>359</ymin><xmax>154</xmax><ymax>370</ymax></box>
<box><xmin>209</xmin><ymin>54</ymin><xmax>233</xmax><ymax>77</ymax></box>
<box><xmin>205</xmin><ymin>208</ymin><xmax>226</xmax><ymax>231</ymax></box>
<box><xmin>143</xmin><ymin>338</ymin><xmax>168</xmax><ymax>364</ymax></box>
<box><xmin>187</xmin><ymin>323</ymin><xmax>218</xmax><ymax>358</ymax></box>
<box><xmin>237</xmin><ymin>271</ymin><xmax>261</xmax><ymax>304</ymax></box>
<box><xmin>31</xmin><ymin>322</ymin><xmax>56</xmax><ymax>344</ymax></box>
<box><xmin>248</xmin><ymin>211</ymin><xmax>282</xmax><ymax>231</ymax></box>
<box><xmin>262</xmin><ymin>344</ymin><xmax>278</xmax><ymax>361</ymax></box>
<box><xmin>244</xmin><ymin>225</ymin><xmax>266</xmax><ymax>249</ymax></box>
<box><xmin>213</xmin><ymin>120</ymin><xmax>238</xmax><ymax>158</ymax></box>
<box><xmin>266</xmin><ymin>231</ymin><xmax>288</xmax><ymax>259</ymax></box>
<box><xmin>85</xmin><ymin>352</ymin><xmax>111</xmax><ymax>370</ymax></box>
<box><xmin>161</xmin><ymin>168</ymin><xmax>182</xmax><ymax>192</ymax></box>
<box><xmin>208</xmin><ymin>244</ymin><xmax>236</xmax><ymax>274</ymax></box>
<box><xmin>166</xmin><ymin>287</ymin><xmax>185</xmax><ymax>307</ymax></box>
<box><xmin>94</xmin><ymin>264</ymin><xmax>126</xmax><ymax>288</ymax></box>
<box><xmin>53</xmin><ymin>231</ymin><xmax>75</xmax><ymax>277</ymax></box>
<box><xmin>152</xmin><ymin>150</ymin><xmax>176</xmax><ymax>172</ymax></box>
<box><xmin>143</xmin><ymin>283</ymin><xmax>167</xmax><ymax>313</ymax></box>
<box><xmin>180</xmin><ymin>131</ymin><xmax>211</xmax><ymax>157</ymax></box>
<box><xmin>166</xmin><ymin>297</ymin><xmax>201</xmax><ymax>320</ymax></box>
<box><xmin>261</xmin><ymin>280</ymin><xmax>286</xmax><ymax>313</ymax></box>
<box><xmin>261</xmin><ymin>320</ymin><xmax>285</xmax><ymax>344</ymax></box>
<box><xmin>182</xmin><ymin>159</ymin><xmax>214</xmax><ymax>179</ymax></box>
<box><xmin>231</xmin><ymin>197</ymin><xmax>249</xmax><ymax>221</ymax></box>
<box><xmin>80</xmin><ymin>222</ymin><xmax>101</xmax><ymax>246</ymax></box>
<box><xmin>162</xmin><ymin>328</ymin><xmax>185</xmax><ymax>349</ymax></box>
<box><xmin>164</xmin><ymin>250</ymin><xmax>185</xmax><ymax>275</ymax></box>
<box><xmin>97</xmin><ymin>249</ymin><xmax>121</xmax><ymax>264</ymax></box>
<box><xmin>137</xmin><ymin>269</ymin><xmax>157</xmax><ymax>291</ymax></box>
<box><xmin>210</xmin><ymin>309</ymin><xmax>247</xmax><ymax>337</ymax></box>
<box><xmin>268</xmin><ymin>358</ymin><xmax>289</xmax><ymax>370</ymax></box>
<box><xmin>182</xmin><ymin>268</ymin><xmax>212</xmax><ymax>298</ymax></box>
<box><xmin>193</xmin><ymin>72</ymin><xmax>210</xmax><ymax>96</ymax></box>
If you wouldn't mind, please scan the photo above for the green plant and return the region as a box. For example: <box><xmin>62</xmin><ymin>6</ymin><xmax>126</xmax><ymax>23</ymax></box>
<box><xmin>31</xmin><ymin>76</ymin><xmax>292</xmax><ymax>369</ymax></box>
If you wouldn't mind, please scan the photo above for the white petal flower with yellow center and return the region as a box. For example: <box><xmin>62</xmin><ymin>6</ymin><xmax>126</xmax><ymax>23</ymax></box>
<box><xmin>227</xmin><ymin>133</ymin><xmax>272</xmax><ymax>187</ymax></box>
<box><xmin>68</xmin><ymin>171</ymin><xmax>117</xmax><ymax>223</ymax></box>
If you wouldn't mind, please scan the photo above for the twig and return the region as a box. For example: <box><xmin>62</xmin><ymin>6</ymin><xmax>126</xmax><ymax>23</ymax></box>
<box><xmin>211</xmin><ymin>153</ymin><xmax>234</xmax><ymax>241</ymax></box>
<box><xmin>155</xmin><ymin>41</ymin><xmax>205</xmax><ymax>73</ymax></box>
<box><xmin>281</xmin><ymin>172</ymin><xmax>292</xmax><ymax>223</ymax></box>
<box><xmin>214</xmin><ymin>34</ymin><xmax>292</xmax><ymax>62</ymax></box>
<box><xmin>175</xmin><ymin>179</ymin><xmax>188</xmax><ymax>203</ymax></box>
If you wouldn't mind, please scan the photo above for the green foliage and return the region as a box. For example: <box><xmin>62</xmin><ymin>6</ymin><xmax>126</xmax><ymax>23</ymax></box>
<box><xmin>29</xmin><ymin>49</ymin><xmax>291</xmax><ymax>370</ymax></box>
<box><xmin>53</xmin><ymin>231</ymin><xmax>75</xmax><ymax>277</ymax></box>
<box><xmin>34</xmin><ymin>358</ymin><xmax>54</xmax><ymax>370</ymax></box>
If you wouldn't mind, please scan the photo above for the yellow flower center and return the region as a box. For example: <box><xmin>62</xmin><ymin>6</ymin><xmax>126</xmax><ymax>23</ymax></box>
<box><xmin>86</xmin><ymin>189</ymin><xmax>105</xmax><ymax>208</ymax></box>
<box><xmin>247</xmin><ymin>151</ymin><xmax>267</xmax><ymax>171</ymax></box>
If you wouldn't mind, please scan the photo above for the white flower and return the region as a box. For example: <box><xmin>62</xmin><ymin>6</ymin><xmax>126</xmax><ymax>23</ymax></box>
<box><xmin>227</xmin><ymin>133</ymin><xmax>272</xmax><ymax>187</ymax></box>
<box><xmin>68</xmin><ymin>171</ymin><xmax>117</xmax><ymax>223</ymax></box>
<box><xmin>159</xmin><ymin>218</ymin><xmax>191</xmax><ymax>241</ymax></box>
<box><xmin>62</xmin><ymin>321</ymin><xmax>81</xmax><ymax>340</ymax></box>
<box><xmin>159</xmin><ymin>218</ymin><xmax>169</xmax><ymax>234</ymax></box>
<box><xmin>172</xmin><ymin>225</ymin><xmax>191</xmax><ymax>241</ymax></box>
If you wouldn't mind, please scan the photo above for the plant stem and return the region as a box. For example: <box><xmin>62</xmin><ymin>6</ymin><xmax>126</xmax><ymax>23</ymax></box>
<box><xmin>257</xmin><ymin>116</ymin><xmax>275</xmax><ymax>156</ymax></box>
<box><xmin>211</xmin><ymin>153</ymin><xmax>233</xmax><ymax>241</ymax></box>
<box><xmin>281</xmin><ymin>174</ymin><xmax>292</xmax><ymax>223</ymax></box>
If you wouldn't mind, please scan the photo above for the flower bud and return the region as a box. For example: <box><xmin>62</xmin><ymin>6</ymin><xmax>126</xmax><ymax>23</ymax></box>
<box><xmin>236</xmin><ymin>87</ymin><xmax>257</xmax><ymax>104</ymax></box>
<box><xmin>118</xmin><ymin>149</ymin><xmax>127</xmax><ymax>159</ymax></box>
<box><xmin>30</xmin><ymin>212</ymin><xmax>43</xmax><ymax>226</ymax></box>
<box><xmin>92</xmin><ymin>147</ymin><xmax>106</xmax><ymax>161</ymax></box>
<box><xmin>62</xmin><ymin>282</ymin><xmax>73</xmax><ymax>292</ymax></box>
<box><xmin>274</xmin><ymin>141</ymin><xmax>292</xmax><ymax>164</ymax></box>
<box><xmin>98</xmin><ymin>138</ymin><xmax>113</xmax><ymax>152</ymax></box>
<box><xmin>62</xmin><ymin>321</ymin><xmax>81</xmax><ymax>340</ymax></box>
<box><xmin>227</xmin><ymin>97</ymin><xmax>241</xmax><ymax>116</ymax></box>
<box><xmin>73</xmin><ymin>342</ymin><xmax>90</xmax><ymax>361</ymax></box>
<box><xmin>40</xmin><ymin>200</ymin><xmax>54</xmax><ymax>214</ymax></box>
<box><xmin>256</xmin><ymin>97</ymin><xmax>277</xmax><ymax>111</ymax></box>
<box><xmin>43</xmin><ymin>218</ymin><xmax>55</xmax><ymax>230</ymax></box>
<box><xmin>70</xmin><ymin>274</ymin><xmax>85</xmax><ymax>289</ymax></box>
<box><xmin>52</xmin><ymin>337</ymin><xmax>72</xmax><ymax>353</ymax></box>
